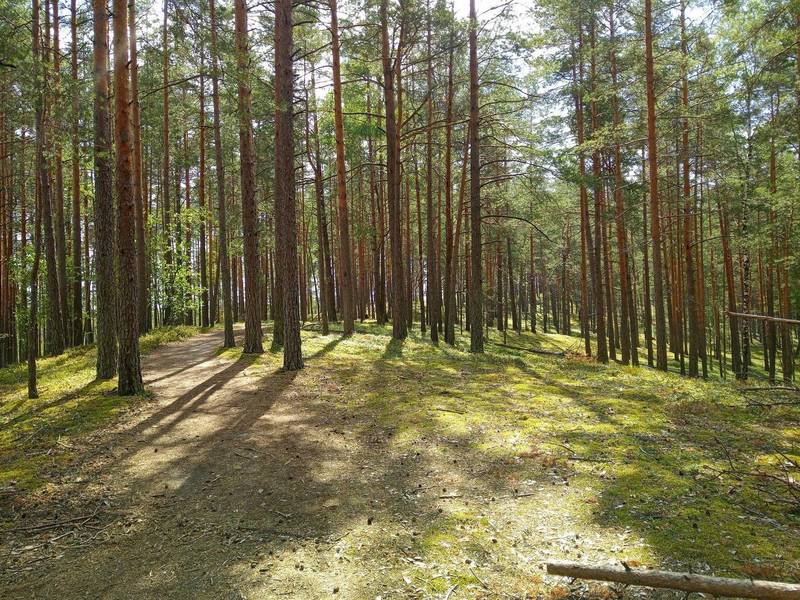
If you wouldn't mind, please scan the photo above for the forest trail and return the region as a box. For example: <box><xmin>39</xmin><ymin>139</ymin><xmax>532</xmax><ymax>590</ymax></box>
<box><xmin>2</xmin><ymin>324</ymin><xmax>364</xmax><ymax>599</ymax></box>
<box><xmin>2</xmin><ymin>325</ymin><xmax>798</xmax><ymax>599</ymax></box>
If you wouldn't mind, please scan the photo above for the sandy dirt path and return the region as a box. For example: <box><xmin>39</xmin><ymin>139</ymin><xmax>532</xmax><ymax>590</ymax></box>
<box><xmin>2</xmin><ymin>326</ymin><xmax>379</xmax><ymax>599</ymax></box>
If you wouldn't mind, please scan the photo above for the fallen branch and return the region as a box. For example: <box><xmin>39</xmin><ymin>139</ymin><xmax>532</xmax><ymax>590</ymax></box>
<box><xmin>546</xmin><ymin>560</ymin><xmax>800</xmax><ymax>599</ymax></box>
<box><xmin>434</xmin><ymin>407</ymin><xmax>466</xmax><ymax>415</ymax></box>
<box><xmin>7</xmin><ymin>510</ymin><xmax>100</xmax><ymax>533</ymax></box>
<box><xmin>742</xmin><ymin>387</ymin><xmax>800</xmax><ymax>393</ymax></box>
<box><xmin>746</xmin><ymin>400</ymin><xmax>800</xmax><ymax>408</ymax></box>
<box><xmin>727</xmin><ymin>311</ymin><xmax>800</xmax><ymax>326</ymax></box>
<box><xmin>489</xmin><ymin>341</ymin><xmax>565</xmax><ymax>357</ymax></box>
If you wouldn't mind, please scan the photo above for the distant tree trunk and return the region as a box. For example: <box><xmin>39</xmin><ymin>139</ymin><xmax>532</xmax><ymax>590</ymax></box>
<box><xmin>209</xmin><ymin>0</ymin><xmax>235</xmax><ymax>348</ymax></box>
<box><xmin>573</xmin><ymin>31</ymin><xmax>592</xmax><ymax>357</ymax></box>
<box><xmin>29</xmin><ymin>0</ymin><xmax>46</xmax><ymax>397</ymax></box>
<box><xmin>425</xmin><ymin>0</ymin><xmax>439</xmax><ymax>343</ymax></box>
<box><xmin>739</xmin><ymin>87</ymin><xmax>755</xmax><ymax>380</ymax></box>
<box><xmin>367</xmin><ymin>90</ymin><xmax>386</xmax><ymax>326</ymax></box>
<box><xmin>718</xmin><ymin>198</ymin><xmax>742</xmax><ymax>378</ymax></box>
<box><xmin>275</xmin><ymin>0</ymin><xmax>302</xmax><ymax>369</ymax></box>
<box><xmin>381</xmin><ymin>0</ymin><xmax>407</xmax><ymax>340</ymax></box>
<box><xmin>443</xmin><ymin>37</ymin><xmax>456</xmax><ymax>345</ymax></box>
<box><xmin>680</xmin><ymin>1</ymin><xmax>699</xmax><ymax>377</ymax></box>
<box><xmin>507</xmin><ymin>238</ymin><xmax>519</xmax><ymax>333</ymax></box>
<box><xmin>306</xmin><ymin>77</ymin><xmax>329</xmax><ymax>335</ymax></box>
<box><xmin>589</xmin><ymin>19</ymin><xmax>607</xmax><ymax>363</ymax></box>
<box><xmin>609</xmin><ymin>4</ymin><xmax>634</xmax><ymax>365</ymax></box>
<box><xmin>113</xmin><ymin>0</ymin><xmax>144</xmax><ymax>395</ymax></box>
<box><xmin>161</xmin><ymin>0</ymin><xmax>174</xmax><ymax>325</ymax></box>
<box><xmin>468</xmin><ymin>0</ymin><xmax>483</xmax><ymax>353</ymax></box>
<box><xmin>640</xmin><ymin>146</ymin><xmax>653</xmax><ymax>366</ymax></box>
<box><xmin>129</xmin><ymin>0</ymin><xmax>148</xmax><ymax>335</ymax></box>
<box><xmin>330</xmin><ymin>0</ymin><xmax>355</xmax><ymax>336</ymax></box>
<box><xmin>38</xmin><ymin>3</ymin><xmax>64</xmax><ymax>357</ymax></box>
<box><xmin>645</xmin><ymin>0</ymin><xmax>667</xmax><ymax>370</ymax></box>
<box><xmin>92</xmin><ymin>0</ymin><xmax>117</xmax><ymax>378</ymax></box>
<box><xmin>234</xmin><ymin>0</ymin><xmax>263</xmax><ymax>354</ymax></box>
<box><xmin>199</xmin><ymin>64</ymin><xmax>209</xmax><ymax>328</ymax></box>
<box><xmin>70</xmin><ymin>0</ymin><xmax>83</xmax><ymax>346</ymax></box>
<box><xmin>529</xmin><ymin>234</ymin><xmax>537</xmax><ymax>333</ymax></box>
<box><xmin>51</xmin><ymin>0</ymin><xmax>69</xmax><ymax>349</ymax></box>
<box><xmin>415</xmin><ymin>158</ymin><xmax>426</xmax><ymax>334</ymax></box>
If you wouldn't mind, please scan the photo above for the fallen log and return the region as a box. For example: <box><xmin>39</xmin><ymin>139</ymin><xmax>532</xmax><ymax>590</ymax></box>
<box><xmin>546</xmin><ymin>560</ymin><xmax>800</xmax><ymax>599</ymax></box>
<box><xmin>488</xmin><ymin>341</ymin><xmax>566</xmax><ymax>357</ymax></box>
<box><xmin>727</xmin><ymin>311</ymin><xmax>800</xmax><ymax>326</ymax></box>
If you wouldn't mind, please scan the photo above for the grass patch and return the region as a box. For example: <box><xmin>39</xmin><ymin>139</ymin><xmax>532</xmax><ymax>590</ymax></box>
<box><xmin>292</xmin><ymin>321</ymin><xmax>800</xmax><ymax>583</ymax></box>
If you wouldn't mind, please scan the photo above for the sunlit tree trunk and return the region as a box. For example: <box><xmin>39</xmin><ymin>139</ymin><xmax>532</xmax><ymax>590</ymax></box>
<box><xmin>70</xmin><ymin>0</ymin><xmax>83</xmax><ymax>346</ymax></box>
<box><xmin>234</xmin><ymin>0</ymin><xmax>263</xmax><ymax>354</ymax></box>
<box><xmin>425</xmin><ymin>0</ymin><xmax>439</xmax><ymax>343</ymax></box>
<box><xmin>381</xmin><ymin>0</ymin><xmax>407</xmax><ymax>340</ymax></box>
<box><xmin>29</xmin><ymin>0</ymin><xmax>46</xmax><ymax>397</ymax></box>
<box><xmin>209</xmin><ymin>0</ymin><xmax>235</xmax><ymax>348</ymax></box>
<box><xmin>609</xmin><ymin>4</ymin><xmax>635</xmax><ymax>365</ymax></box>
<box><xmin>468</xmin><ymin>0</ymin><xmax>483</xmax><ymax>353</ymax></box>
<box><xmin>129</xmin><ymin>0</ymin><xmax>148</xmax><ymax>334</ymax></box>
<box><xmin>443</xmin><ymin>37</ymin><xmax>456</xmax><ymax>345</ymax></box>
<box><xmin>330</xmin><ymin>0</ymin><xmax>354</xmax><ymax>336</ymax></box>
<box><xmin>589</xmin><ymin>19</ymin><xmax>607</xmax><ymax>363</ymax></box>
<box><xmin>645</xmin><ymin>0</ymin><xmax>668</xmax><ymax>370</ymax></box>
<box><xmin>92</xmin><ymin>0</ymin><xmax>117</xmax><ymax>378</ymax></box>
<box><xmin>113</xmin><ymin>0</ymin><xmax>144</xmax><ymax>394</ymax></box>
<box><xmin>275</xmin><ymin>0</ymin><xmax>302</xmax><ymax>369</ymax></box>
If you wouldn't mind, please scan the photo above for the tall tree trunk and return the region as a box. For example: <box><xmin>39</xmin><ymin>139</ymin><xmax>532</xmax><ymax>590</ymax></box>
<box><xmin>589</xmin><ymin>19</ymin><xmax>607</xmax><ymax>363</ymax></box>
<box><xmin>129</xmin><ymin>0</ymin><xmax>148</xmax><ymax>334</ymax></box>
<box><xmin>234</xmin><ymin>0</ymin><xmax>263</xmax><ymax>354</ymax></box>
<box><xmin>275</xmin><ymin>0</ymin><xmax>302</xmax><ymax>369</ymax></box>
<box><xmin>199</xmin><ymin>64</ymin><xmax>209</xmax><ymax>328</ymax></box>
<box><xmin>609</xmin><ymin>4</ymin><xmax>635</xmax><ymax>365</ymax></box>
<box><xmin>415</xmin><ymin>157</ymin><xmax>426</xmax><ymax>334</ymax></box>
<box><xmin>680</xmin><ymin>1</ymin><xmax>699</xmax><ymax>377</ymax></box>
<box><xmin>573</xmin><ymin>31</ymin><xmax>592</xmax><ymax>357</ymax></box>
<box><xmin>468</xmin><ymin>0</ymin><xmax>483</xmax><ymax>353</ymax></box>
<box><xmin>425</xmin><ymin>0</ymin><xmax>439</xmax><ymax>343</ymax></box>
<box><xmin>39</xmin><ymin>3</ymin><xmax>64</xmax><ymax>356</ymax></box>
<box><xmin>306</xmin><ymin>77</ymin><xmax>329</xmax><ymax>334</ymax></box>
<box><xmin>381</xmin><ymin>0</ymin><xmax>407</xmax><ymax>340</ymax></box>
<box><xmin>161</xmin><ymin>0</ymin><xmax>175</xmax><ymax>325</ymax></box>
<box><xmin>443</xmin><ymin>37</ymin><xmax>456</xmax><ymax>345</ymax></box>
<box><xmin>92</xmin><ymin>0</ymin><xmax>117</xmax><ymax>378</ymax></box>
<box><xmin>367</xmin><ymin>90</ymin><xmax>386</xmax><ymax>326</ymax></box>
<box><xmin>29</xmin><ymin>0</ymin><xmax>46</xmax><ymax>397</ymax></box>
<box><xmin>330</xmin><ymin>0</ymin><xmax>355</xmax><ymax>336</ymax></box>
<box><xmin>645</xmin><ymin>0</ymin><xmax>668</xmax><ymax>370</ymax></box>
<box><xmin>70</xmin><ymin>0</ymin><xmax>83</xmax><ymax>346</ymax></box>
<box><xmin>113</xmin><ymin>0</ymin><xmax>144</xmax><ymax>394</ymax></box>
<box><xmin>209</xmin><ymin>0</ymin><xmax>235</xmax><ymax>347</ymax></box>
<box><xmin>718</xmin><ymin>198</ymin><xmax>742</xmax><ymax>378</ymax></box>
<box><xmin>51</xmin><ymin>0</ymin><xmax>70</xmax><ymax>349</ymax></box>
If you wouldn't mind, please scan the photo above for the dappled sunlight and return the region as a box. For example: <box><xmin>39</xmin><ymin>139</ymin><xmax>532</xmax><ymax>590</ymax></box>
<box><xmin>1</xmin><ymin>322</ymin><xmax>798</xmax><ymax>598</ymax></box>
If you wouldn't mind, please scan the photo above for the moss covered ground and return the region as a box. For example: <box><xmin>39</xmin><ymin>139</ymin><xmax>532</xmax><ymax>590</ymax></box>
<box><xmin>0</xmin><ymin>321</ymin><xmax>798</xmax><ymax>598</ymax></box>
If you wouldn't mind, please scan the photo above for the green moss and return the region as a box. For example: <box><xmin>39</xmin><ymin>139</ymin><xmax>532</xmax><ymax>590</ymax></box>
<box><xmin>2</xmin><ymin>320</ymin><xmax>798</xmax><ymax>583</ymax></box>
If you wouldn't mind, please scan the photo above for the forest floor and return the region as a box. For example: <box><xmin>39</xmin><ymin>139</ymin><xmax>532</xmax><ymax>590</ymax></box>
<box><xmin>0</xmin><ymin>322</ymin><xmax>798</xmax><ymax>599</ymax></box>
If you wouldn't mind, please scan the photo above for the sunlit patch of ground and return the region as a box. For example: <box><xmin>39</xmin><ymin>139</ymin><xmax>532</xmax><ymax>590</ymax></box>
<box><xmin>1</xmin><ymin>321</ymin><xmax>798</xmax><ymax>599</ymax></box>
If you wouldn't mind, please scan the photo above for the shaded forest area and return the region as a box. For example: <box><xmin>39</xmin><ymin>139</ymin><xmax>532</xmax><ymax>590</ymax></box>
<box><xmin>1</xmin><ymin>0</ymin><xmax>800</xmax><ymax>597</ymax></box>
